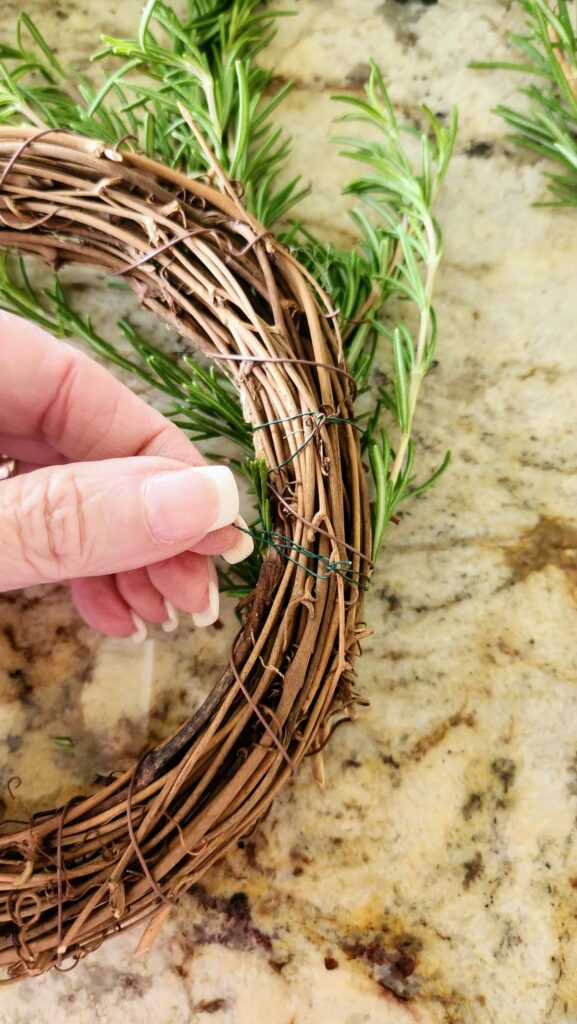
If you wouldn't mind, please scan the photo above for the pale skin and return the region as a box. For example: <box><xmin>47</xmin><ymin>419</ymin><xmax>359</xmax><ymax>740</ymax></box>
<box><xmin>0</xmin><ymin>311</ymin><xmax>253</xmax><ymax>638</ymax></box>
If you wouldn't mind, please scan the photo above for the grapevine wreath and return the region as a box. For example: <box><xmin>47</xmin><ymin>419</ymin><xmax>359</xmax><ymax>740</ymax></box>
<box><xmin>0</xmin><ymin>2</ymin><xmax>455</xmax><ymax>980</ymax></box>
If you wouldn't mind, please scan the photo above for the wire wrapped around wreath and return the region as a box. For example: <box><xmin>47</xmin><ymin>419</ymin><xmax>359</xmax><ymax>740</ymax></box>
<box><xmin>0</xmin><ymin>127</ymin><xmax>372</xmax><ymax>980</ymax></box>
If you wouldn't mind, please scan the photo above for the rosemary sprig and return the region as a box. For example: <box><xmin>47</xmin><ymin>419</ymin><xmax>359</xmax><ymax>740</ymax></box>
<box><xmin>0</xmin><ymin>4</ymin><xmax>454</xmax><ymax>577</ymax></box>
<box><xmin>333</xmin><ymin>65</ymin><xmax>456</xmax><ymax>556</ymax></box>
<box><xmin>92</xmin><ymin>0</ymin><xmax>309</xmax><ymax>224</ymax></box>
<box><xmin>282</xmin><ymin>67</ymin><xmax>456</xmax><ymax>560</ymax></box>
<box><xmin>472</xmin><ymin>0</ymin><xmax>577</xmax><ymax>205</ymax></box>
<box><xmin>0</xmin><ymin>1</ymin><xmax>306</xmax><ymax>225</ymax></box>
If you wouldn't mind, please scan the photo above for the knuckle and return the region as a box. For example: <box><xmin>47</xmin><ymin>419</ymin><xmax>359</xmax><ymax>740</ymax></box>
<box><xmin>17</xmin><ymin>470</ymin><xmax>89</xmax><ymax>580</ymax></box>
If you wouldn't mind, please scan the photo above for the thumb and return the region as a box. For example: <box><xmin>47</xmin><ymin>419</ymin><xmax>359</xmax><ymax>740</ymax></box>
<box><xmin>0</xmin><ymin>458</ymin><xmax>239</xmax><ymax>590</ymax></box>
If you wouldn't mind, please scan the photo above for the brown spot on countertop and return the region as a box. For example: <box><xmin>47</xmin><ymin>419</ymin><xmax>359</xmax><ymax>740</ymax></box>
<box><xmin>566</xmin><ymin>752</ymin><xmax>577</xmax><ymax>796</ymax></box>
<box><xmin>409</xmin><ymin>711</ymin><xmax>475</xmax><ymax>762</ymax></box>
<box><xmin>378</xmin><ymin>0</ymin><xmax>437</xmax><ymax>49</ymax></box>
<box><xmin>120</xmin><ymin>974</ymin><xmax>153</xmax><ymax>998</ymax></box>
<box><xmin>490</xmin><ymin>757</ymin><xmax>516</xmax><ymax>794</ymax></box>
<box><xmin>290</xmin><ymin>845</ymin><xmax>312</xmax><ymax>876</ymax></box>
<box><xmin>462</xmin><ymin>792</ymin><xmax>483</xmax><ymax>820</ymax></box>
<box><xmin>346</xmin><ymin>62</ymin><xmax>371</xmax><ymax>87</ymax></box>
<box><xmin>237</xmin><ymin>838</ymin><xmax>258</xmax><ymax>868</ymax></box>
<box><xmin>443</xmin><ymin>356</ymin><xmax>488</xmax><ymax>402</ymax></box>
<box><xmin>182</xmin><ymin>886</ymin><xmax>274</xmax><ymax>955</ymax></box>
<box><xmin>464</xmin><ymin>140</ymin><xmax>494</xmax><ymax>158</ymax></box>
<box><xmin>463</xmin><ymin>851</ymin><xmax>484</xmax><ymax>889</ymax></box>
<box><xmin>341</xmin><ymin>930</ymin><xmax>424</xmax><ymax>1001</ymax></box>
<box><xmin>195</xmin><ymin>999</ymin><xmax>228</xmax><ymax>1014</ymax></box>
<box><xmin>505</xmin><ymin>518</ymin><xmax>577</xmax><ymax>593</ymax></box>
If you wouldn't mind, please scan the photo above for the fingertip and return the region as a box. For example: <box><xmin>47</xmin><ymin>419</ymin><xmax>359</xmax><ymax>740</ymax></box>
<box><xmin>116</xmin><ymin>567</ymin><xmax>168</xmax><ymax>625</ymax></box>
<box><xmin>191</xmin><ymin>518</ymin><xmax>254</xmax><ymax>564</ymax></box>
<box><xmin>147</xmin><ymin>551</ymin><xmax>212</xmax><ymax>615</ymax></box>
<box><xmin>191</xmin><ymin>524</ymin><xmax>238</xmax><ymax>556</ymax></box>
<box><xmin>69</xmin><ymin>576</ymin><xmax>137</xmax><ymax>638</ymax></box>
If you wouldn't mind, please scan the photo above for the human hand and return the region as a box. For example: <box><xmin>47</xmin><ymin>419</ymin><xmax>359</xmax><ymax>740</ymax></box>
<box><xmin>0</xmin><ymin>312</ymin><xmax>253</xmax><ymax>638</ymax></box>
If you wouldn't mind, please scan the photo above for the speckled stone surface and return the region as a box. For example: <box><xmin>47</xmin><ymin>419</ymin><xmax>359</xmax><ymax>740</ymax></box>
<box><xmin>2</xmin><ymin>1</ymin><xmax>577</xmax><ymax>1022</ymax></box>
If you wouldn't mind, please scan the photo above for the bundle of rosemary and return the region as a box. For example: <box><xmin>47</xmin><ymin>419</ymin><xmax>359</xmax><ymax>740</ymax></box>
<box><xmin>0</xmin><ymin>0</ymin><xmax>455</xmax><ymax>979</ymax></box>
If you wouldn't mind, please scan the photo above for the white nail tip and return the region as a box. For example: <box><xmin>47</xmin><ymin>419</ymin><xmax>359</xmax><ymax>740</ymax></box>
<box><xmin>222</xmin><ymin>516</ymin><xmax>254</xmax><ymax>565</ymax></box>
<box><xmin>195</xmin><ymin>466</ymin><xmax>239</xmax><ymax>531</ymax></box>
<box><xmin>192</xmin><ymin>578</ymin><xmax>220</xmax><ymax>628</ymax></box>
<box><xmin>131</xmin><ymin>612</ymin><xmax>148</xmax><ymax>644</ymax></box>
<box><xmin>161</xmin><ymin>600</ymin><xmax>179</xmax><ymax>633</ymax></box>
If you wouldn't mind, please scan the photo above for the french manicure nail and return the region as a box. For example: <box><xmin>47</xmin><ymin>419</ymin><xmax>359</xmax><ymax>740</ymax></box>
<box><xmin>161</xmin><ymin>599</ymin><xmax>179</xmax><ymax>633</ymax></box>
<box><xmin>222</xmin><ymin>516</ymin><xmax>254</xmax><ymax>565</ymax></box>
<box><xmin>192</xmin><ymin>566</ymin><xmax>219</xmax><ymax>628</ymax></box>
<box><xmin>131</xmin><ymin>612</ymin><xmax>148</xmax><ymax>644</ymax></box>
<box><xmin>145</xmin><ymin>466</ymin><xmax>239</xmax><ymax>544</ymax></box>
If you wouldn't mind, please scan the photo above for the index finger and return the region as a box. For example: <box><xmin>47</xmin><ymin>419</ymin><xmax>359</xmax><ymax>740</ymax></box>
<box><xmin>0</xmin><ymin>311</ymin><xmax>204</xmax><ymax>465</ymax></box>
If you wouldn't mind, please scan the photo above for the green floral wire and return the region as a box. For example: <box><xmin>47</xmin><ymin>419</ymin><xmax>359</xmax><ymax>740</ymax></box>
<box><xmin>242</xmin><ymin>410</ymin><xmax>369</xmax><ymax>584</ymax></box>
<box><xmin>251</xmin><ymin>410</ymin><xmax>361</xmax><ymax>472</ymax></box>
<box><xmin>267</xmin><ymin>532</ymin><xmax>369</xmax><ymax>586</ymax></box>
<box><xmin>232</xmin><ymin>522</ymin><xmax>370</xmax><ymax>588</ymax></box>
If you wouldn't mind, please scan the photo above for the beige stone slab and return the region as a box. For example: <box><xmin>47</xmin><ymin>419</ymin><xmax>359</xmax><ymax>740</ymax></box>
<box><xmin>1</xmin><ymin>2</ymin><xmax>577</xmax><ymax>1023</ymax></box>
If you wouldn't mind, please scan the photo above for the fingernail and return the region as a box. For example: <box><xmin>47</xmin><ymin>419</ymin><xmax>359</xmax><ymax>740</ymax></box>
<box><xmin>192</xmin><ymin>564</ymin><xmax>219</xmax><ymax>628</ymax></box>
<box><xmin>222</xmin><ymin>517</ymin><xmax>254</xmax><ymax>565</ymax></box>
<box><xmin>131</xmin><ymin>612</ymin><xmax>148</xmax><ymax>644</ymax></box>
<box><xmin>145</xmin><ymin>466</ymin><xmax>239</xmax><ymax>544</ymax></box>
<box><xmin>162</xmin><ymin>600</ymin><xmax>179</xmax><ymax>633</ymax></box>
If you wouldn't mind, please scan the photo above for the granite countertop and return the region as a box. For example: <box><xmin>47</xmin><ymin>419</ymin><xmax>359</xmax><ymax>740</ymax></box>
<box><xmin>2</xmin><ymin>1</ymin><xmax>577</xmax><ymax>1022</ymax></box>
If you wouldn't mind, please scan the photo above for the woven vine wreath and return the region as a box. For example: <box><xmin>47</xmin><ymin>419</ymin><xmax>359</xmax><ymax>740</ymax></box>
<box><xmin>0</xmin><ymin>126</ymin><xmax>372</xmax><ymax>978</ymax></box>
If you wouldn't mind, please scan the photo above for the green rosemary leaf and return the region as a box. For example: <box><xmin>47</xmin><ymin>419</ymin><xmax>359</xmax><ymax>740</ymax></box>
<box><xmin>369</xmin><ymin>432</ymin><xmax>390</xmax><ymax>561</ymax></box>
<box><xmin>87</xmin><ymin>59</ymin><xmax>142</xmax><ymax>117</ymax></box>
<box><xmin>405</xmin><ymin>450</ymin><xmax>451</xmax><ymax>501</ymax></box>
<box><xmin>376</xmin><ymin>385</ymin><xmax>398</xmax><ymax>419</ymax></box>
<box><xmin>250</xmin><ymin>458</ymin><xmax>271</xmax><ymax>534</ymax></box>
<box><xmin>52</xmin><ymin>736</ymin><xmax>75</xmax><ymax>748</ymax></box>
<box><xmin>392</xmin><ymin>328</ymin><xmax>410</xmax><ymax>434</ymax></box>
<box><xmin>140</xmin><ymin>0</ymin><xmax>164</xmax><ymax>51</ymax></box>
<box><xmin>229</xmin><ymin>60</ymin><xmax>250</xmax><ymax>177</ymax></box>
<box><xmin>470</xmin><ymin>60</ymin><xmax>547</xmax><ymax>74</ymax></box>
<box><xmin>17</xmin><ymin>12</ymin><xmax>65</xmax><ymax>76</ymax></box>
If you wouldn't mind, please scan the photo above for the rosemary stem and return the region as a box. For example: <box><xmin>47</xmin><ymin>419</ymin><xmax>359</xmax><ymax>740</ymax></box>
<box><xmin>389</xmin><ymin>218</ymin><xmax>439</xmax><ymax>486</ymax></box>
<box><xmin>15</xmin><ymin>99</ymin><xmax>44</xmax><ymax>128</ymax></box>
<box><xmin>203</xmin><ymin>75</ymin><xmax>221</xmax><ymax>140</ymax></box>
